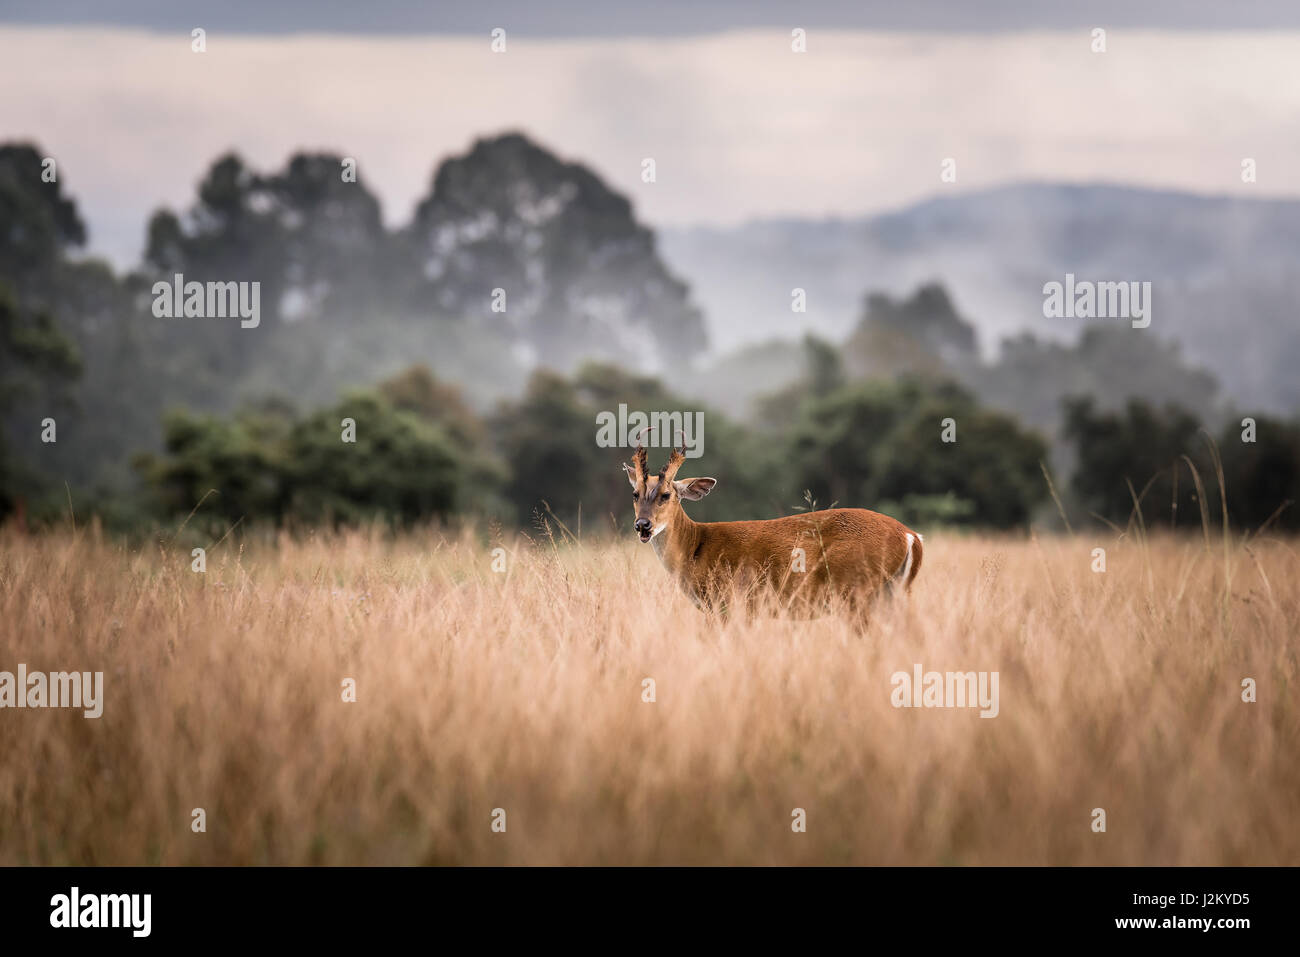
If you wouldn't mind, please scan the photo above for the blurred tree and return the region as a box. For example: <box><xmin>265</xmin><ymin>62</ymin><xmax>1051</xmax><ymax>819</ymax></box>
<box><xmin>871</xmin><ymin>388</ymin><xmax>1047</xmax><ymax>529</ymax></box>
<box><xmin>493</xmin><ymin>369</ymin><xmax>606</xmax><ymax>530</ymax></box>
<box><xmin>378</xmin><ymin>365</ymin><xmax>485</xmax><ymax>447</ymax></box>
<box><xmin>143</xmin><ymin>154</ymin><xmax>287</xmax><ymax>393</ymax></box>
<box><xmin>1217</xmin><ymin>415</ymin><xmax>1300</xmax><ymax>532</ymax></box>
<box><xmin>0</xmin><ymin>143</ymin><xmax>158</xmax><ymax>517</ymax></box>
<box><xmin>137</xmin><ymin>389</ymin><xmax>469</xmax><ymax>530</ymax></box>
<box><xmin>374</xmin><ymin>365</ymin><xmax>509</xmax><ymax>517</ymax></box>
<box><xmin>843</xmin><ymin>283</ymin><xmax>978</xmax><ymax>381</ymax></box>
<box><xmin>260</xmin><ymin>152</ymin><xmax>391</xmax><ymax>322</ymax></box>
<box><xmin>286</xmin><ymin>392</ymin><xmax>463</xmax><ymax>526</ymax></box>
<box><xmin>1065</xmin><ymin>397</ymin><xmax>1300</xmax><ymax>532</ymax></box>
<box><xmin>142</xmin><ymin>151</ymin><xmax>393</xmax><ymax>400</ymax></box>
<box><xmin>0</xmin><ymin>283</ymin><xmax>82</xmax><ymax>398</ymax></box>
<box><xmin>785</xmin><ymin>379</ymin><xmax>1047</xmax><ymax>529</ymax></box>
<box><xmin>0</xmin><ymin>281</ymin><xmax>83</xmax><ymax>517</ymax></box>
<box><xmin>145</xmin><ymin>154</ymin><xmax>285</xmax><ymax>293</ymax></box>
<box><xmin>0</xmin><ymin>144</ymin><xmax>86</xmax><ymax>299</ymax></box>
<box><xmin>751</xmin><ymin>334</ymin><xmax>847</xmax><ymax>434</ymax></box>
<box><xmin>971</xmin><ymin>328</ymin><xmax>1219</xmax><ymax>434</ymax></box>
<box><xmin>493</xmin><ymin>362</ymin><xmax>786</xmax><ymax>533</ymax></box>
<box><xmin>6</xmin><ymin>136</ymin><xmax>1295</xmax><ymax>539</ymax></box>
<box><xmin>135</xmin><ymin>406</ymin><xmax>289</xmax><ymax>526</ymax></box>
<box><xmin>803</xmin><ymin>333</ymin><xmax>846</xmax><ymax>398</ymax></box>
<box><xmin>784</xmin><ymin>380</ymin><xmax>910</xmax><ymax>508</ymax></box>
<box><xmin>402</xmin><ymin>132</ymin><xmax>707</xmax><ymax>370</ymax></box>
<box><xmin>135</xmin><ymin>148</ymin><xmax>530</xmax><ymax>421</ymax></box>
<box><xmin>1063</xmin><ymin>397</ymin><xmax>1203</xmax><ymax>529</ymax></box>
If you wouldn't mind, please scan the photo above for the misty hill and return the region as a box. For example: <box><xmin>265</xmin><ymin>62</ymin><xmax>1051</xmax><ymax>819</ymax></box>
<box><xmin>4</xmin><ymin>130</ymin><xmax>1294</xmax><ymax>519</ymax></box>
<box><xmin>660</xmin><ymin>184</ymin><xmax>1300</xmax><ymax>414</ymax></box>
<box><xmin>0</xmin><ymin>133</ymin><xmax>707</xmax><ymax>497</ymax></box>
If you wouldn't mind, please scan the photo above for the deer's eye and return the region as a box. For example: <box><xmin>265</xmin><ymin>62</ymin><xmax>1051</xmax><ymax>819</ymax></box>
<box><xmin>632</xmin><ymin>492</ymin><xmax>639</xmax><ymax>502</ymax></box>
<box><xmin>660</xmin><ymin>493</ymin><xmax>670</xmax><ymax>502</ymax></box>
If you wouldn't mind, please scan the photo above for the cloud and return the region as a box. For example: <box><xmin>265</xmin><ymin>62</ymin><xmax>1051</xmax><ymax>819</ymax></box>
<box><xmin>4</xmin><ymin>25</ymin><xmax>1299</xmax><ymax>268</ymax></box>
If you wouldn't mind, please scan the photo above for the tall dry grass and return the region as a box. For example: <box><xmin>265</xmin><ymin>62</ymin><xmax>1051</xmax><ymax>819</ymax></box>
<box><xmin>0</xmin><ymin>524</ymin><xmax>1296</xmax><ymax>864</ymax></box>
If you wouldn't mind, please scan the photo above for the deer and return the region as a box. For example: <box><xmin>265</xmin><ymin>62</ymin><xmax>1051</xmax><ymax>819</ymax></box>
<box><xmin>624</xmin><ymin>432</ymin><xmax>923</xmax><ymax>622</ymax></box>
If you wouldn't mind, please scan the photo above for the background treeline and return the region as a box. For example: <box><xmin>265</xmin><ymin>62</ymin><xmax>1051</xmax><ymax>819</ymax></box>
<box><xmin>127</xmin><ymin>356</ymin><xmax>1300</xmax><ymax>540</ymax></box>
<box><xmin>1</xmin><ymin>136</ymin><xmax>1296</xmax><ymax>538</ymax></box>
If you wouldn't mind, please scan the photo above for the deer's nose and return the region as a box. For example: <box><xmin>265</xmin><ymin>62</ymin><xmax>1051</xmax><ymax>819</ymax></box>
<box><xmin>634</xmin><ymin>519</ymin><xmax>651</xmax><ymax>534</ymax></box>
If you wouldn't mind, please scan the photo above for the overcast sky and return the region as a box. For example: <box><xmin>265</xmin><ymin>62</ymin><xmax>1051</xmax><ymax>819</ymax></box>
<box><xmin>9</xmin><ymin>0</ymin><xmax>1300</xmax><ymax>34</ymax></box>
<box><xmin>3</xmin><ymin>12</ymin><xmax>1298</xmax><ymax>268</ymax></box>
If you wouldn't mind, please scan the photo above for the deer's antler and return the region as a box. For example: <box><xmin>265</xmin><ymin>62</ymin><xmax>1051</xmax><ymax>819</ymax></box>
<box><xmin>658</xmin><ymin>429</ymin><xmax>688</xmax><ymax>484</ymax></box>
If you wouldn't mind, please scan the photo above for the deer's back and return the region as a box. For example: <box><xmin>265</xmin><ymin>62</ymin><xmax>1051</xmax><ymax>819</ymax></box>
<box><xmin>691</xmin><ymin>507</ymin><xmax>917</xmax><ymax>602</ymax></box>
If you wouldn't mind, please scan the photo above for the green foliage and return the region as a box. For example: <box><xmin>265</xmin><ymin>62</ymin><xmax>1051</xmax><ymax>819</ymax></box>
<box><xmin>492</xmin><ymin>362</ymin><xmax>790</xmax><ymax>532</ymax></box>
<box><xmin>137</xmin><ymin>383</ymin><xmax>477</xmax><ymax>530</ymax></box>
<box><xmin>3</xmin><ymin>133</ymin><xmax>1298</xmax><ymax>539</ymax></box>
<box><xmin>0</xmin><ymin>144</ymin><xmax>86</xmax><ymax>294</ymax></box>
<box><xmin>1064</xmin><ymin>397</ymin><xmax>1201</xmax><ymax>528</ymax></box>
<box><xmin>786</xmin><ymin>379</ymin><xmax>1048</xmax><ymax>529</ymax></box>
<box><xmin>875</xmin><ymin>398</ymin><xmax>1047</xmax><ymax>530</ymax></box>
<box><xmin>8</xmin><ymin>134</ymin><xmax>704</xmax><ymax>506</ymax></box>
<box><xmin>1065</xmin><ymin>397</ymin><xmax>1300</xmax><ymax>532</ymax></box>
<box><xmin>0</xmin><ymin>280</ymin><xmax>82</xmax><ymax>518</ymax></box>
<box><xmin>487</xmin><ymin>366</ymin><xmax>1049</xmax><ymax>534</ymax></box>
<box><xmin>137</xmin><ymin>407</ymin><xmax>287</xmax><ymax>524</ymax></box>
<box><xmin>0</xmin><ymin>281</ymin><xmax>82</xmax><ymax>402</ymax></box>
<box><xmin>1218</xmin><ymin>415</ymin><xmax>1300</xmax><ymax>532</ymax></box>
<box><xmin>493</xmin><ymin>370</ymin><xmax>608</xmax><ymax>530</ymax></box>
<box><xmin>287</xmin><ymin>392</ymin><xmax>463</xmax><ymax>525</ymax></box>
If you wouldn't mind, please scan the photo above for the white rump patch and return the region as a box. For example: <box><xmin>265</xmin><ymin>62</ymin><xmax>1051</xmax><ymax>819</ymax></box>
<box><xmin>894</xmin><ymin>533</ymin><xmax>916</xmax><ymax>584</ymax></box>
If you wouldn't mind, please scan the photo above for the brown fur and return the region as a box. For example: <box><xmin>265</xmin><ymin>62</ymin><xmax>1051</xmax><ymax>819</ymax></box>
<box><xmin>627</xmin><ymin>454</ymin><xmax>922</xmax><ymax>620</ymax></box>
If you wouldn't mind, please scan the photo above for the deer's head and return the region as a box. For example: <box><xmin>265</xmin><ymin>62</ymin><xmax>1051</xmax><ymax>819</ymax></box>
<box><xmin>624</xmin><ymin>429</ymin><xmax>716</xmax><ymax>543</ymax></box>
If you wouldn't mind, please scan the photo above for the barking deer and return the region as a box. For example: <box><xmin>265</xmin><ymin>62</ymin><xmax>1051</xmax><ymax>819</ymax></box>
<box><xmin>625</xmin><ymin>434</ymin><xmax>923</xmax><ymax>621</ymax></box>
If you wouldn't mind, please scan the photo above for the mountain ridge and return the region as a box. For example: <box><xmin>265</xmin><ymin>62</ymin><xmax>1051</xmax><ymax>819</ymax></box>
<box><xmin>659</xmin><ymin>181</ymin><xmax>1300</xmax><ymax>413</ymax></box>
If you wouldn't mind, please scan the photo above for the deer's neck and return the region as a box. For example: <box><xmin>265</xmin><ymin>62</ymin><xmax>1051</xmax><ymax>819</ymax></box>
<box><xmin>651</xmin><ymin>501</ymin><xmax>703</xmax><ymax>575</ymax></box>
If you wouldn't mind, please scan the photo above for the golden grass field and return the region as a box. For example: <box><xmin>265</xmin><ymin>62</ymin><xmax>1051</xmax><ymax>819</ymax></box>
<box><xmin>0</xmin><ymin>524</ymin><xmax>1296</xmax><ymax>865</ymax></box>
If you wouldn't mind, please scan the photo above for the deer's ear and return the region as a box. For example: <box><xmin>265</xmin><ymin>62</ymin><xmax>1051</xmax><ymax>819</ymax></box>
<box><xmin>675</xmin><ymin>477</ymin><xmax>717</xmax><ymax>501</ymax></box>
<box><xmin>624</xmin><ymin>464</ymin><xmax>638</xmax><ymax>489</ymax></box>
